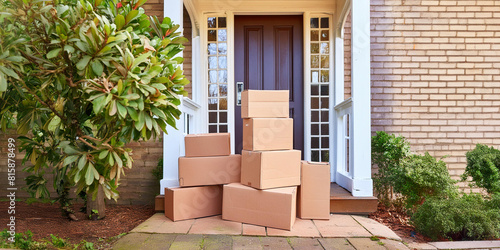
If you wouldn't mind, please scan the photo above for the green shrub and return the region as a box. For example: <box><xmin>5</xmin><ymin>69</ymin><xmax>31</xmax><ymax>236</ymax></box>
<box><xmin>395</xmin><ymin>153</ymin><xmax>458</xmax><ymax>211</ymax></box>
<box><xmin>371</xmin><ymin>131</ymin><xmax>411</xmax><ymax>204</ymax></box>
<box><xmin>462</xmin><ymin>144</ymin><xmax>500</xmax><ymax>194</ymax></box>
<box><xmin>412</xmin><ymin>194</ymin><xmax>500</xmax><ymax>240</ymax></box>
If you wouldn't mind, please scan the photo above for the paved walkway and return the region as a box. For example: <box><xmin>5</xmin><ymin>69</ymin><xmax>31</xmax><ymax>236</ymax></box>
<box><xmin>111</xmin><ymin>213</ymin><xmax>500</xmax><ymax>249</ymax></box>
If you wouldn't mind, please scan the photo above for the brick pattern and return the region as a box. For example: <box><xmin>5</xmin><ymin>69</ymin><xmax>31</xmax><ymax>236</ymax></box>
<box><xmin>370</xmin><ymin>0</ymin><xmax>500</xmax><ymax>187</ymax></box>
<box><xmin>0</xmin><ymin>130</ymin><xmax>162</xmax><ymax>205</ymax></box>
<box><xmin>183</xmin><ymin>7</ymin><xmax>193</xmax><ymax>98</ymax></box>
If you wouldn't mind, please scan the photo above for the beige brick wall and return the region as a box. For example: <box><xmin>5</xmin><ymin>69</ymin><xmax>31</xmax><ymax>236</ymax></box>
<box><xmin>370</xmin><ymin>0</ymin><xmax>500</xmax><ymax>187</ymax></box>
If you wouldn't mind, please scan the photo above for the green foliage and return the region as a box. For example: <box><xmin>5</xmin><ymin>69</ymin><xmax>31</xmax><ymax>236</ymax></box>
<box><xmin>0</xmin><ymin>0</ymin><xmax>188</xmax><ymax>214</ymax></box>
<box><xmin>49</xmin><ymin>234</ymin><xmax>69</xmax><ymax>248</ymax></box>
<box><xmin>0</xmin><ymin>229</ymin><xmax>47</xmax><ymax>250</ymax></box>
<box><xmin>371</xmin><ymin>131</ymin><xmax>411</xmax><ymax>204</ymax></box>
<box><xmin>462</xmin><ymin>144</ymin><xmax>500</xmax><ymax>195</ymax></box>
<box><xmin>152</xmin><ymin>158</ymin><xmax>163</xmax><ymax>181</ymax></box>
<box><xmin>412</xmin><ymin>194</ymin><xmax>500</xmax><ymax>240</ymax></box>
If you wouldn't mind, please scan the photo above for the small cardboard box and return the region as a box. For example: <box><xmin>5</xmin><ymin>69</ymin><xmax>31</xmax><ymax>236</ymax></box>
<box><xmin>222</xmin><ymin>183</ymin><xmax>297</xmax><ymax>230</ymax></box>
<box><xmin>185</xmin><ymin>133</ymin><xmax>231</xmax><ymax>157</ymax></box>
<box><xmin>241</xmin><ymin>90</ymin><xmax>289</xmax><ymax>118</ymax></box>
<box><xmin>164</xmin><ymin>186</ymin><xmax>222</xmax><ymax>221</ymax></box>
<box><xmin>241</xmin><ymin>150</ymin><xmax>301</xmax><ymax>189</ymax></box>
<box><xmin>243</xmin><ymin>118</ymin><xmax>293</xmax><ymax>151</ymax></box>
<box><xmin>178</xmin><ymin>155</ymin><xmax>241</xmax><ymax>187</ymax></box>
<box><xmin>297</xmin><ymin>161</ymin><xmax>331</xmax><ymax>220</ymax></box>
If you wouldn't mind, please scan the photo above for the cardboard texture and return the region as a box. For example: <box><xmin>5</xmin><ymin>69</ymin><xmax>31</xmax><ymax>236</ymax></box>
<box><xmin>222</xmin><ymin>183</ymin><xmax>297</xmax><ymax>230</ymax></box>
<box><xmin>155</xmin><ymin>195</ymin><xmax>164</xmax><ymax>212</ymax></box>
<box><xmin>241</xmin><ymin>90</ymin><xmax>289</xmax><ymax>118</ymax></box>
<box><xmin>164</xmin><ymin>186</ymin><xmax>222</xmax><ymax>221</ymax></box>
<box><xmin>297</xmin><ymin>161</ymin><xmax>331</xmax><ymax>220</ymax></box>
<box><xmin>243</xmin><ymin>118</ymin><xmax>293</xmax><ymax>151</ymax></box>
<box><xmin>184</xmin><ymin>133</ymin><xmax>231</xmax><ymax>157</ymax></box>
<box><xmin>178</xmin><ymin>155</ymin><xmax>242</xmax><ymax>187</ymax></box>
<box><xmin>241</xmin><ymin>150</ymin><xmax>301</xmax><ymax>189</ymax></box>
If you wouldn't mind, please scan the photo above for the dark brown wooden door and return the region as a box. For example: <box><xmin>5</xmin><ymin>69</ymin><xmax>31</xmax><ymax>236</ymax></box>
<box><xmin>234</xmin><ymin>15</ymin><xmax>304</xmax><ymax>155</ymax></box>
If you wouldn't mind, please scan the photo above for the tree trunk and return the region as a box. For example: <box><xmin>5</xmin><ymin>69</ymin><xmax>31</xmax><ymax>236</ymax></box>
<box><xmin>87</xmin><ymin>185</ymin><xmax>106</xmax><ymax>220</ymax></box>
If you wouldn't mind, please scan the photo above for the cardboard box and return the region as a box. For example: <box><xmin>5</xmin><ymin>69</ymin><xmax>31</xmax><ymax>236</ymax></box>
<box><xmin>155</xmin><ymin>195</ymin><xmax>164</xmax><ymax>212</ymax></box>
<box><xmin>241</xmin><ymin>150</ymin><xmax>301</xmax><ymax>189</ymax></box>
<box><xmin>241</xmin><ymin>90</ymin><xmax>289</xmax><ymax>118</ymax></box>
<box><xmin>178</xmin><ymin>155</ymin><xmax>241</xmax><ymax>187</ymax></box>
<box><xmin>223</xmin><ymin>183</ymin><xmax>297</xmax><ymax>230</ymax></box>
<box><xmin>297</xmin><ymin>161</ymin><xmax>331</xmax><ymax>220</ymax></box>
<box><xmin>164</xmin><ymin>186</ymin><xmax>222</xmax><ymax>221</ymax></box>
<box><xmin>184</xmin><ymin>133</ymin><xmax>231</xmax><ymax>157</ymax></box>
<box><xmin>243</xmin><ymin>118</ymin><xmax>293</xmax><ymax>151</ymax></box>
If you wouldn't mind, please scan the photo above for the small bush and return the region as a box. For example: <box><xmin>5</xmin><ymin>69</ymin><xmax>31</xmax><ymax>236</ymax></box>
<box><xmin>412</xmin><ymin>194</ymin><xmax>500</xmax><ymax>240</ymax></box>
<box><xmin>463</xmin><ymin>144</ymin><xmax>500</xmax><ymax>195</ymax></box>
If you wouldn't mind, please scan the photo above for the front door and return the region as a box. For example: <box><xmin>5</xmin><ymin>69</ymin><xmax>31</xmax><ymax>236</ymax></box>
<box><xmin>234</xmin><ymin>15</ymin><xmax>304</xmax><ymax>155</ymax></box>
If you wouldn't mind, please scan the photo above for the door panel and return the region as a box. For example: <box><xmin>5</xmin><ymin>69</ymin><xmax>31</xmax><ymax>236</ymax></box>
<box><xmin>234</xmin><ymin>15</ymin><xmax>304</xmax><ymax>155</ymax></box>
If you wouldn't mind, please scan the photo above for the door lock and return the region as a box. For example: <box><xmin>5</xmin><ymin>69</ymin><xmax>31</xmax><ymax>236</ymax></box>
<box><xmin>236</xmin><ymin>82</ymin><xmax>244</xmax><ymax>106</ymax></box>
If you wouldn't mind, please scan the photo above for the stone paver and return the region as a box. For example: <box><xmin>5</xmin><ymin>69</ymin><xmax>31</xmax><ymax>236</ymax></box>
<box><xmin>313</xmin><ymin>214</ymin><xmax>371</xmax><ymax>237</ymax></box>
<box><xmin>380</xmin><ymin>239</ymin><xmax>410</xmax><ymax>250</ymax></box>
<box><xmin>189</xmin><ymin>216</ymin><xmax>242</xmax><ymax>235</ymax></box>
<box><xmin>318</xmin><ymin>238</ymin><xmax>355</xmax><ymax>250</ymax></box>
<box><xmin>131</xmin><ymin>213</ymin><xmax>194</xmax><ymax>234</ymax></box>
<box><xmin>429</xmin><ymin>240</ymin><xmax>500</xmax><ymax>249</ymax></box>
<box><xmin>232</xmin><ymin>236</ymin><xmax>262</xmax><ymax>250</ymax></box>
<box><xmin>203</xmin><ymin>235</ymin><xmax>233</xmax><ymax>250</ymax></box>
<box><xmin>288</xmin><ymin>238</ymin><xmax>323</xmax><ymax>250</ymax></box>
<box><xmin>407</xmin><ymin>242</ymin><xmax>437</xmax><ymax>250</ymax></box>
<box><xmin>260</xmin><ymin>237</ymin><xmax>292</xmax><ymax>249</ymax></box>
<box><xmin>112</xmin><ymin>233</ymin><xmax>150</xmax><ymax>250</ymax></box>
<box><xmin>267</xmin><ymin>218</ymin><xmax>321</xmax><ymax>237</ymax></box>
<box><xmin>242</xmin><ymin>224</ymin><xmax>267</xmax><ymax>236</ymax></box>
<box><xmin>347</xmin><ymin>238</ymin><xmax>386</xmax><ymax>250</ymax></box>
<box><xmin>144</xmin><ymin>234</ymin><xmax>177</xmax><ymax>249</ymax></box>
<box><xmin>352</xmin><ymin>215</ymin><xmax>402</xmax><ymax>241</ymax></box>
<box><xmin>169</xmin><ymin>234</ymin><xmax>204</xmax><ymax>250</ymax></box>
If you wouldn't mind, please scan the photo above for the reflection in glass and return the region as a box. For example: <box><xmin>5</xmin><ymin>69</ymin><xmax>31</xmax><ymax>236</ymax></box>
<box><xmin>207</xmin><ymin>17</ymin><xmax>216</xmax><ymax>28</ymax></box>
<box><xmin>219</xmin><ymin>111</ymin><xmax>227</xmax><ymax>123</ymax></box>
<box><xmin>312</xmin><ymin>124</ymin><xmax>319</xmax><ymax>135</ymax></box>
<box><xmin>218</xmin><ymin>70</ymin><xmax>227</xmax><ymax>83</ymax></box>
<box><xmin>219</xmin><ymin>98</ymin><xmax>227</xmax><ymax>110</ymax></box>
<box><xmin>310</xmin><ymin>18</ymin><xmax>319</xmax><ymax>28</ymax></box>
<box><xmin>321</xmin><ymin>18</ymin><xmax>329</xmax><ymax>28</ymax></box>
<box><xmin>321</xmin><ymin>124</ymin><xmax>329</xmax><ymax>135</ymax></box>
<box><xmin>320</xmin><ymin>42</ymin><xmax>329</xmax><ymax>54</ymax></box>
<box><xmin>311</xmin><ymin>85</ymin><xmax>319</xmax><ymax>95</ymax></box>
<box><xmin>311</xmin><ymin>71</ymin><xmax>319</xmax><ymax>83</ymax></box>
<box><xmin>218</xmin><ymin>43</ymin><xmax>227</xmax><ymax>55</ymax></box>
<box><xmin>218</xmin><ymin>17</ymin><xmax>226</xmax><ymax>28</ymax></box>
<box><xmin>311</xmin><ymin>43</ymin><xmax>319</xmax><ymax>53</ymax></box>
<box><xmin>218</xmin><ymin>56</ymin><xmax>227</xmax><ymax>69</ymax></box>
<box><xmin>209</xmin><ymin>70</ymin><xmax>217</xmax><ymax>83</ymax></box>
<box><xmin>321</xmin><ymin>70</ymin><xmax>329</xmax><ymax>82</ymax></box>
<box><xmin>208</xmin><ymin>30</ymin><xmax>217</xmax><ymax>41</ymax></box>
<box><xmin>311</xmin><ymin>151</ymin><xmax>319</xmax><ymax>162</ymax></box>
<box><xmin>208</xmin><ymin>43</ymin><xmax>217</xmax><ymax>55</ymax></box>
<box><xmin>311</xmin><ymin>97</ymin><xmax>319</xmax><ymax>109</ymax></box>
<box><xmin>321</xmin><ymin>111</ymin><xmax>329</xmax><ymax>122</ymax></box>
<box><xmin>311</xmin><ymin>30</ymin><xmax>319</xmax><ymax>41</ymax></box>
<box><xmin>209</xmin><ymin>112</ymin><xmax>217</xmax><ymax>123</ymax></box>
<box><xmin>209</xmin><ymin>125</ymin><xmax>218</xmax><ymax>133</ymax></box>
<box><xmin>218</xmin><ymin>29</ymin><xmax>227</xmax><ymax>41</ymax></box>
<box><xmin>321</xmin><ymin>150</ymin><xmax>329</xmax><ymax>162</ymax></box>
<box><xmin>321</xmin><ymin>55</ymin><xmax>329</xmax><ymax>68</ymax></box>
<box><xmin>208</xmin><ymin>84</ymin><xmax>218</xmax><ymax>97</ymax></box>
<box><xmin>208</xmin><ymin>98</ymin><xmax>218</xmax><ymax>110</ymax></box>
<box><xmin>311</xmin><ymin>55</ymin><xmax>320</xmax><ymax>68</ymax></box>
<box><xmin>321</xmin><ymin>137</ymin><xmax>329</xmax><ymax>149</ymax></box>
<box><xmin>208</xmin><ymin>56</ymin><xmax>217</xmax><ymax>69</ymax></box>
<box><xmin>321</xmin><ymin>30</ymin><xmax>329</xmax><ymax>41</ymax></box>
<box><xmin>219</xmin><ymin>125</ymin><xmax>228</xmax><ymax>133</ymax></box>
<box><xmin>321</xmin><ymin>85</ymin><xmax>329</xmax><ymax>95</ymax></box>
<box><xmin>321</xmin><ymin>97</ymin><xmax>329</xmax><ymax>109</ymax></box>
<box><xmin>219</xmin><ymin>84</ymin><xmax>228</xmax><ymax>97</ymax></box>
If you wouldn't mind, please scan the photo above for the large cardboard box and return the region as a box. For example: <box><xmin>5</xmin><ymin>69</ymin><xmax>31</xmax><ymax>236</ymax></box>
<box><xmin>223</xmin><ymin>183</ymin><xmax>297</xmax><ymax>230</ymax></box>
<box><xmin>184</xmin><ymin>133</ymin><xmax>231</xmax><ymax>157</ymax></box>
<box><xmin>241</xmin><ymin>90</ymin><xmax>289</xmax><ymax>118</ymax></box>
<box><xmin>297</xmin><ymin>161</ymin><xmax>331</xmax><ymax>220</ymax></box>
<box><xmin>243</xmin><ymin>118</ymin><xmax>293</xmax><ymax>151</ymax></box>
<box><xmin>164</xmin><ymin>186</ymin><xmax>222</xmax><ymax>221</ymax></box>
<box><xmin>241</xmin><ymin>150</ymin><xmax>301</xmax><ymax>189</ymax></box>
<box><xmin>178</xmin><ymin>155</ymin><xmax>241</xmax><ymax>187</ymax></box>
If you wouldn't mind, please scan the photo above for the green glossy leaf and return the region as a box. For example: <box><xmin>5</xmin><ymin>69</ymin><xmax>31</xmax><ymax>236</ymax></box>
<box><xmin>63</xmin><ymin>155</ymin><xmax>79</xmax><ymax>166</ymax></box>
<box><xmin>127</xmin><ymin>107</ymin><xmax>138</xmax><ymax>121</ymax></box>
<box><xmin>76</xmin><ymin>55</ymin><xmax>91</xmax><ymax>70</ymax></box>
<box><xmin>47</xmin><ymin>48</ymin><xmax>62</xmax><ymax>59</ymax></box>
<box><xmin>99</xmin><ymin>150</ymin><xmax>109</xmax><ymax>159</ymax></box>
<box><xmin>115</xmin><ymin>14</ymin><xmax>125</xmax><ymax>30</ymax></box>
<box><xmin>78</xmin><ymin>155</ymin><xmax>87</xmax><ymax>170</ymax></box>
<box><xmin>85</xmin><ymin>164</ymin><xmax>94</xmax><ymax>185</ymax></box>
<box><xmin>117</xmin><ymin>102</ymin><xmax>127</xmax><ymax>118</ymax></box>
<box><xmin>91</xmin><ymin>60</ymin><xmax>103</xmax><ymax>76</ymax></box>
<box><xmin>145</xmin><ymin>113</ymin><xmax>152</xmax><ymax>130</ymax></box>
<box><xmin>125</xmin><ymin>10</ymin><xmax>139</xmax><ymax>24</ymax></box>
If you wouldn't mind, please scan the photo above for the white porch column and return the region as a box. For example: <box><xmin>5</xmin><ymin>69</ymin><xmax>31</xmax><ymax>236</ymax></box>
<box><xmin>350</xmin><ymin>0</ymin><xmax>372</xmax><ymax>197</ymax></box>
<box><xmin>160</xmin><ymin>0</ymin><xmax>184</xmax><ymax>194</ymax></box>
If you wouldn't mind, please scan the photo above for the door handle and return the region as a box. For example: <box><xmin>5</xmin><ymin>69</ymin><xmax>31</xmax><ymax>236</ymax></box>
<box><xmin>236</xmin><ymin>82</ymin><xmax>244</xmax><ymax>106</ymax></box>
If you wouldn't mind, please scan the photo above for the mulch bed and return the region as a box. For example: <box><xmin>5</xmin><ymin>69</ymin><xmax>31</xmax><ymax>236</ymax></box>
<box><xmin>0</xmin><ymin>201</ymin><xmax>155</xmax><ymax>245</ymax></box>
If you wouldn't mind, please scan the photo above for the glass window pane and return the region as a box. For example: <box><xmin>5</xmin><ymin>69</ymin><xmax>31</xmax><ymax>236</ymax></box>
<box><xmin>311</xmin><ymin>71</ymin><xmax>319</xmax><ymax>83</ymax></box>
<box><xmin>208</xmin><ymin>30</ymin><xmax>217</xmax><ymax>41</ymax></box>
<box><xmin>218</xmin><ymin>17</ymin><xmax>226</xmax><ymax>28</ymax></box>
<box><xmin>312</xmin><ymin>137</ymin><xmax>319</xmax><ymax>148</ymax></box>
<box><xmin>311</xmin><ymin>55</ymin><xmax>320</xmax><ymax>68</ymax></box>
<box><xmin>311</xmin><ymin>97</ymin><xmax>319</xmax><ymax>109</ymax></box>
<box><xmin>321</xmin><ymin>124</ymin><xmax>329</xmax><ymax>135</ymax></box>
<box><xmin>321</xmin><ymin>30</ymin><xmax>329</xmax><ymax>41</ymax></box>
<box><xmin>321</xmin><ymin>55</ymin><xmax>329</xmax><ymax>68</ymax></box>
<box><xmin>208</xmin><ymin>43</ymin><xmax>217</xmax><ymax>55</ymax></box>
<box><xmin>218</xmin><ymin>56</ymin><xmax>227</xmax><ymax>69</ymax></box>
<box><xmin>311</xmin><ymin>151</ymin><xmax>320</xmax><ymax>162</ymax></box>
<box><xmin>311</xmin><ymin>43</ymin><xmax>319</xmax><ymax>53</ymax></box>
<box><xmin>321</xmin><ymin>150</ymin><xmax>329</xmax><ymax>162</ymax></box>
<box><xmin>321</xmin><ymin>97</ymin><xmax>329</xmax><ymax>109</ymax></box>
<box><xmin>321</xmin><ymin>137</ymin><xmax>329</xmax><ymax>149</ymax></box>
<box><xmin>208</xmin><ymin>84</ymin><xmax>218</xmax><ymax>97</ymax></box>
<box><xmin>219</xmin><ymin>98</ymin><xmax>227</xmax><ymax>110</ymax></box>
<box><xmin>218</xmin><ymin>43</ymin><xmax>227</xmax><ymax>55</ymax></box>
<box><xmin>311</xmin><ymin>85</ymin><xmax>319</xmax><ymax>95</ymax></box>
<box><xmin>209</xmin><ymin>125</ymin><xmax>218</xmax><ymax>133</ymax></box>
<box><xmin>218</xmin><ymin>70</ymin><xmax>227</xmax><ymax>83</ymax></box>
<box><xmin>209</xmin><ymin>70</ymin><xmax>217</xmax><ymax>83</ymax></box>
<box><xmin>321</xmin><ymin>70</ymin><xmax>329</xmax><ymax>82</ymax></box>
<box><xmin>218</xmin><ymin>29</ymin><xmax>227</xmax><ymax>41</ymax></box>
<box><xmin>208</xmin><ymin>56</ymin><xmax>217</xmax><ymax>69</ymax></box>
<box><xmin>209</xmin><ymin>112</ymin><xmax>217</xmax><ymax>123</ymax></box>
<box><xmin>320</xmin><ymin>42</ymin><xmax>329</xmax><ymax>54</ymax></box>
<box><xmin>219</xmin><ymin>111</ymin><xmax>227</xmax><ymax>123</ymax></box>
<box><xmin>321</xmin><ymin>17</ymin><xmax>329</xmax><ymax>28</ymax></box>
<box><xmin>208</xmin><ymin>17</ymin><xmax>216</xmax><ymax>28</ymax></box>
<box><xmin>219</xmin><ymin>84</ymin><xmax>228</xmax><ymax>97</ymax></box>
<box><xmin>312</xmin><ymin>124</ymin><xmax>319</xmax><ymax>135</ymax></box>
<box><xmin>310</xmin><ymin>18</ymin><xmax>319</xmax><ymax>28</ymax></box>
<box><xmin>219</xmin><ymin>125</ymin><xmax>228</xmax><ymax>133</ymax></box>
<box><xmin>311</xmin><ymin>30</ymin><xmax>319</xmax><ymax>41</ymax></box>
<box><xmin>208</xmin><ymin>98</ymin><xmax>218</xmax><ymax>110</ymax></box>
<box><xmin>321</xmin><ymin>85</ymin><xmax>329</xmax><ymax>95</ymax></box>
<box><xmin>321</xmin><ymin>111</ymin><xmax>329</xmax><ymax>122</ymax></box>
<box><xmin>312</xmin><ymin>111</ymin><xmax>319</xmax><ymax>122</ymax></box>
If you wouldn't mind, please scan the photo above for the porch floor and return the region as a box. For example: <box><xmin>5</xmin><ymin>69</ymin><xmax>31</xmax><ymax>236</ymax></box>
<box><xmin>330</xmin><ymin>183</ymin><xmax>379</xmax><ymax>214</ymax></box>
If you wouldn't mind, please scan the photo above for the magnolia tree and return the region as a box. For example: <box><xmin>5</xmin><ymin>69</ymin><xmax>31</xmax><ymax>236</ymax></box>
<box><xmin>0</xmin><ymin>0</ymin><xmax>188</xmax><ymax>219</ymax></box>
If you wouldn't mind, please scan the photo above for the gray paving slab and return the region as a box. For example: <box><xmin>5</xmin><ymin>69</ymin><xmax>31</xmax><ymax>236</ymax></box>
<box><xmin>288</xmin><ymin>238</ymin><xmax>324</xmax><ymax>250</ymax></box>
<box><xmin>232</xmin><ymin>236</ymin><xmax>262</xmax><ymax>250</ymax></box>
<box><xmin>203</xmin><ymin>235</ymin><xmax>233</xmax><ymax>250</ymax></box>
<box><xmin>169</xmin><ymin>234</ymin><xmax>204</xmax><ymax>250</ymax></box>
<box><xmin>352</xmin><ymin>215</ymin><xmax>402</xmax><ymax>241</ymax></box>
<box><xmin>347</xmin><ymin>237</ymin><xmax>386</xmax><ymax>250</ymax></box>
<box><xmin>144</xmin><ymin>234</ymin><xmax>177</xmax><ymax>250</ymax></box>
<box><xmin>112</xmin><ymin>233</ymin><xmax>151</xmax><ymax>250</ymax></box>
<box><xmin>429</xmin><ymin>240</ymin><xmax>500</xmax><ymax>249</ymax></box>
<box><xmin>318</xmin><ymin>238</ymin><xmax>356</xmax><ymax>250</ymax></box>
<box><xmin>380</xmin><ymin>239</ymin><xmax>410</xmax><ymax>250</ymax></box>
<box><xmin>260</xmin><ymin>237</ymin><xmax>292</xmax><ymax>249</ymax></box>
<box><xmin>406</xmin><ymin>242</ymin><xmax>437</xmax><ymax>250</ymax></box>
